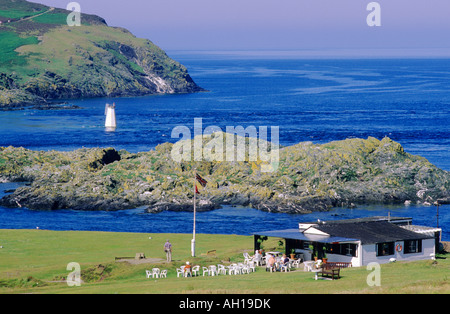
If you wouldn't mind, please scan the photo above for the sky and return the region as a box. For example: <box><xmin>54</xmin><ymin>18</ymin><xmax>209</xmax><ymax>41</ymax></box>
<box><xmin>35</xmin><ymin>0</ymin><xmax>450</xmax><ymax>56</ymax></box>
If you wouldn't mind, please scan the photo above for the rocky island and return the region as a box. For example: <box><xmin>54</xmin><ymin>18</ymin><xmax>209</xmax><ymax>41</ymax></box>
<box><xmin>0</xmin><ymin>0</ymin><xmax>204</xmax><ymax>109</ymax></box>
<box><xmin>1</xmin><ymin>136</ymin><xmax>449</xmax><ymax>213</ymax></box>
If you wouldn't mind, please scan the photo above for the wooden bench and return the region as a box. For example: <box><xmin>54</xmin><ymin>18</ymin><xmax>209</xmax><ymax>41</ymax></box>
<box><xmin>319</xmin><ymin>262</ymin><xmax>351</xmax><ymax>280</ymax></box>
<box><xmin>320</xmin><ymin>267</ymin><xmax>340</xmax><ymax>280</ymax></box>
<box><xmin>115</xmin><ymin>256</ymin><xmax>133</xmax><ymax>261</ymax></box>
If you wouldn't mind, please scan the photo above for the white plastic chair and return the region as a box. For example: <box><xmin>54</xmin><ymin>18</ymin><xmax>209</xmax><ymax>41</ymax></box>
<box><xmin>241</xmin><ymin>264</ymin><xmax>251</xmax><ymax>274</ymax></box>
<box><xmin>234</xmin><ymin>263</ymin><xmax>243</xmax><ymax>275</ymax></box>
<box><xmin>146</xmin><ymin>270</ymin><xmax>152</xmax><ymax>278</ymax></box>
<box><xmin>280</xmin><ymin>264</ymin><xmax>289</xmax><ymax>272</ymax></box>
<box><xmin>209</xmin><ymin>265</ymin><xmax>218</xmax><ymax>276</ymax></box>
<box><xmin>160</xmin><ymin>270</ymin><xmax>167</xmax><ymax>278</ymax></box>
<box><xmin>260</xmin><ymin>255</ymin><xmax>266</xmax><ymax>266</ymax></box>
<box><xmin>243</xmin><ymin>252</ymin><xmax>252</xmax><ymax>264</ymax></box>
<box><xmin>303</xmin><ymin>261</ymin><xmax>314</xmax><ymax>272</ymax></box>
<box><xmin>217</xmin><ymin>264</ymin><xmax>227</xmax><ymax>275</ymax></box>
<box><xmin>192</xmin><ymin>265</ymin><xmax>200</xmax><ymax>276</ymax></box>
<box><xmin>266</xmin><ymin>263</ymin><xmax>275</xmax><ymax>273</ymax></box>
<box><xmin>152</xmin><ymin>268</ymin><xmax>160</xmax><ymax>278</ymax></box>
<box><xmin>253</xmin><ymin>255</ymin><xmax>262</xmax><ymax>266</ymax></box>
<box><xmin>292</xmin><ymin>259</ymin><xmax>301</xmax><ymax>269</ymax></box>
<box><xmin>202</xmin><ymin>266</ymin><xmax>210</xmax><ymax>276</ymax></box>
<box><xmin>247</xmin><ymin>261</ymin><xmax>256</xmax><ymax>272</ymax></box>
<box><xmin>177</xmin><ymin>267</ymin><xmax>184</xmax><ymax>277</ymax></box>
<box><xmin>228</xmin><ymin>265</ymin><xmax>237</xmax><ymax>275</ymax></box>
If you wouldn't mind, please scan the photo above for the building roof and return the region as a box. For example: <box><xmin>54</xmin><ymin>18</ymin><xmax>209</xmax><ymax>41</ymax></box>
<box><xmin>253</xmin><ymin>228</ymin><xmax>359</xmax><ymax>244</ymax></box>
<box><xmin>314</xmin><ymin>221</ymin><xmax>434</xmax><ymax>244</ymax></box>
<box><xmin>302</xmin><ymin>216</ymin><xmax>413</xmax><ymax>226</ymax></box>
<box><xmin>254</xmin><ymin>219</ymin><xmax>435</xmax><ymax>245</ymax></box>
<box><xmin>400</xmin><ymin>225</ymin><xmax>442</xmax><ymax>237</ymax></box>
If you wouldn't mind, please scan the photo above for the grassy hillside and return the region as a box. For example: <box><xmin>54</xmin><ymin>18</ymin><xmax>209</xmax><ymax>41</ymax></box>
<box><xmin>0</xmin><ymin>0</ymin><xmax>203</xmax><ymax>108</ymax></box>
<box><xmin>0</xmin><ymin>229</ymin><xmax>448</xmax><ymax>294</ymax></box>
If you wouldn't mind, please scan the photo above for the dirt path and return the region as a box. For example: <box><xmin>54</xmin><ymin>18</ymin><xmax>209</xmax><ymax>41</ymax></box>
<box><xmin>8</xmin><ymin>7</ymin><xmax>55</xmax><ymax>24</ymax></box>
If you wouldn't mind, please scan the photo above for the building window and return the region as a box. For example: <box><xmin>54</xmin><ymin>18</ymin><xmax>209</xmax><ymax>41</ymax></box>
<box><xmin>343</xmin><ymin>243</ymin><xmax>357</xmax><ymax>257</ymax></box>
<box><xmin>329</xmin><ymin>243</ymin><xmax>357</xmax><ymax>257</ymax></box>
<box><xmin>301</xmin><ymin>241</ymin><xmax>312</xmax><ymax>250</ymax></box>
<box><xmin>376</xmin><ymin>242</ymin><xmax>394</xmax><ymax>256</ymax></box>
<box><xmin>404</xmin><ymin>240</ymin><xmax>422</xmax><ymax>254</ymax></box>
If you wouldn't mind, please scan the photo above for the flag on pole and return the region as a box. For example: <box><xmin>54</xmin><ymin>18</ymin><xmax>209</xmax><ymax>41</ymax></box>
<box><xmin>196</xmin><ymin>173</ymin><xmax>208</xmax><ymax>187</ymax></box>
<box><xmin>195</xmin><ymin>185</ymin><xmax>200</xmax><ymax>194</ymax></box>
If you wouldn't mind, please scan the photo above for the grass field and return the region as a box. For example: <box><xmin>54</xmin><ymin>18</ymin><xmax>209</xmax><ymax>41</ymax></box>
<box><xmin>0</xmin><ymin>229</ymin><xmax>448</xmax><ymax>294</ymax></box>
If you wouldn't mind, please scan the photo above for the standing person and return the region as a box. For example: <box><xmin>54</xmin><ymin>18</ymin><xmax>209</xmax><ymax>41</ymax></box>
<box><xmin>164</xmin><ymin>239</ymin><xmax>172</xmax><ymax>262</ymax></box>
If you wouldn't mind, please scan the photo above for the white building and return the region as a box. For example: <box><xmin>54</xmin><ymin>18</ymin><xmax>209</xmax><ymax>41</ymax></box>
<box><xmin>254</xmin><ymin>216</ymin><xmax>441</xmax><ymax>267</ymax></box>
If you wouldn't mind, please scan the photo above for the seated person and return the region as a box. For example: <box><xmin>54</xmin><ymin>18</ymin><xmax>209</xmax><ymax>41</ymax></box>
<box><xmin>313</xmin><ymin>259</ymin><xmax>323</xmax><ymax>270</ymax></box>
<box><xmin>267</xmin><ymin>254</ymin><xmax>276</xmax><ymax>272</ymax></box>
<box><xmin>275</xmin><ymin>254</ymin><xmax>289</xmax><ymax>271</ymax></box>
<box><xmin>184</xmin><ymin>261</ymin><xmax>192</xmax><ymax>276</ymax></box>
<box><xmin>252</xmin><ymin>250</ymin><xmax>261</xmax><ymax>263</ymax></box>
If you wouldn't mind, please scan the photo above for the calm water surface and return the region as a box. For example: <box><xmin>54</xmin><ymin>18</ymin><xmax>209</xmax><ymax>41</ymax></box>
<box><xmin>0</xmin><ymin>53</ymin><xmax>449</xmax><ymax>238</ymax></box>
<box><xmin>0</xmin><ymin>182</ymin><xmax>448</xmax><ymax>240</ymax></box>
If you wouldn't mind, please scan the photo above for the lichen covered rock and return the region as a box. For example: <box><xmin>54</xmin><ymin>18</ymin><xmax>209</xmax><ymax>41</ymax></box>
<box><xmin>0</xmin><ymin>136</ymin><xmax>449</xmax><ymax>212</ymax></box>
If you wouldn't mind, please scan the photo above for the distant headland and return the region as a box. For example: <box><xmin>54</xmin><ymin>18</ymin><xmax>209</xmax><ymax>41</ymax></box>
<box><xmin>0</xmin><ymin>0</ymin><xmax>204</xmax><ymax>109</ymax></box>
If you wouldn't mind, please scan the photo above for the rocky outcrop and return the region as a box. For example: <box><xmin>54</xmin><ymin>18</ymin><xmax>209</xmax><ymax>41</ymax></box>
<box><xmin>1</xmin><ymin>137</ymin><xmax>449</xmax><ymax>213</ymax></box>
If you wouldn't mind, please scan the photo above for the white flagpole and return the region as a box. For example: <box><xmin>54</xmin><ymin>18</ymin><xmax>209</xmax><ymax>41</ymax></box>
<box><xmin>191</xmin><ymin>172</ymin><xmax>196</xmax><ymax>257</ymax></box>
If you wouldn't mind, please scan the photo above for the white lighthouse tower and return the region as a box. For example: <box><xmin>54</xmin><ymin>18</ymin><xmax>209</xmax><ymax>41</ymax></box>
<box><xmin>105</xmin><ymin>103</ymin><xmax>116</xmax><ymax>131</ymax></box>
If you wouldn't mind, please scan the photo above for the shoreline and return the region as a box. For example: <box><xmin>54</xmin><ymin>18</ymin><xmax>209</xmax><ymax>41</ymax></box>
<box><xmin>1</xmin><ymin>202</ymin><xmax>448</xmax><ymax>241</ymax></box>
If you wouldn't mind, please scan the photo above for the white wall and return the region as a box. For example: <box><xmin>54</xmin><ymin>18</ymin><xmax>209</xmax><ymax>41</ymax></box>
<box><xmin>361</xmin><ymin>239</ymin><xmax>435</xmax><ymax>265</ymax></box>
<box><xmin>325</xmin><ymin>253</ymin><xmax>360</xmax><ymax>267</ymax></box>
<box><xmin>296</xmin><ymin>239</ymin><xmax>435</xmax><ymax>267</ymax></box>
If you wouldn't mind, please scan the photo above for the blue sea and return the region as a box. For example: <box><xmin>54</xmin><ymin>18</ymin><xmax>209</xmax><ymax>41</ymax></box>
<box><xmin>0</xmin><ymin>52</ymin><xmax>449</xmax><ymax>239</ymax></box>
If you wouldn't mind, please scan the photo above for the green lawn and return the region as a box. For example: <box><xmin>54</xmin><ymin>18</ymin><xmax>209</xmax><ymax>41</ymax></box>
<box><xmin>0</xmin><ymin>229</ymin><xmax>448</xmax><ymax>294</ymax></box>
